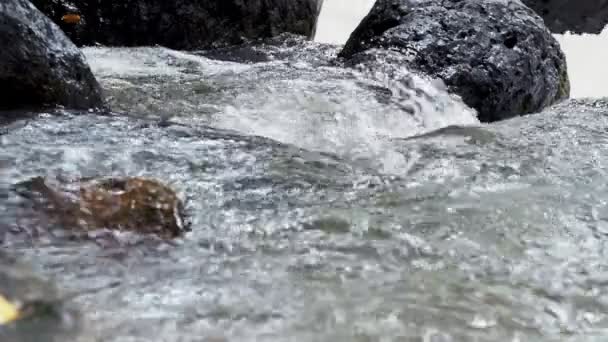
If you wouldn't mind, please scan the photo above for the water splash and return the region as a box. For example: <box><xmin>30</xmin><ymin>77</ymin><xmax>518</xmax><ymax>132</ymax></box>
<box><xmin>216</xmin><ymin>62</ymin><xmax>478</xmax><ymax>173</ymax></box>
<box><xmin>83</xmin><ymin>44</ymin><xmax>478</xmax><ymax>174</ymax></box>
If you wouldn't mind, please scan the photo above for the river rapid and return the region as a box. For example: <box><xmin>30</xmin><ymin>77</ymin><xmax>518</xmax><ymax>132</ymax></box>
<box><xmin>2</xmin><ymin>6</ymin><xmax>608</xmax><ymax>342</ymax></box>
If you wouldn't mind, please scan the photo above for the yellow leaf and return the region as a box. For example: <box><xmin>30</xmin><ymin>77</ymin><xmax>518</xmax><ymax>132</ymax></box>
<box><xmin>0</xmin><ymin>295</ymin><xmax>20</xmax><ymax>325</ymax></box>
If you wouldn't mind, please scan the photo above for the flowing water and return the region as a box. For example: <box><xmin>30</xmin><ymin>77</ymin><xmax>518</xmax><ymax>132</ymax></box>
<box><xmin>2</xmin><ymin>1</ymin><xmax>608</xmax><ymax>341</ymax></box>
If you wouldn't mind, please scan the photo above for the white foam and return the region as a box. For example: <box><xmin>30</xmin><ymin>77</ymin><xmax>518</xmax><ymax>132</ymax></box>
<box><xmin>84</xmin><ymin>44</ymin><xmax>479</xmax><ymax>175</ymax></box>
<box><xmin>216</xmin><ymin>66</ymin><xmax>478</xmax><ymax>174</ymax></box>
<box><xmin>83</xmin><ymin>47</ymin><xmax>251</xmax><ymax>79</ymax></box>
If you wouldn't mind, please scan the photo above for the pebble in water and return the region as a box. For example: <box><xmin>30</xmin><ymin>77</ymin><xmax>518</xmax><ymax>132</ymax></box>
<box><xmin>11</xmin><ymin>176</ymin><xmax>190</xmax><ymax>240</ymax></box>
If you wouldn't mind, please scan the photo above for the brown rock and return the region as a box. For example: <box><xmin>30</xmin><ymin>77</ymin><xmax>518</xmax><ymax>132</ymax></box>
<box><xmin>12</xmin><ymin>176</ymin><xmax>190</xmax><ymax>239</ymax></box>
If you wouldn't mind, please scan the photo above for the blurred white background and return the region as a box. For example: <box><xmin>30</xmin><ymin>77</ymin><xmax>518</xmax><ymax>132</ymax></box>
<box><xmin>315</xmin><ymin>0</ymin><xmax>608</xmax><ymax>98</ymax></box>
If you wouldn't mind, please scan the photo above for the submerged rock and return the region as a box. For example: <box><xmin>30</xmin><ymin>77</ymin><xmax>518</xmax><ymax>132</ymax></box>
<box><xmin>0</xmin><ymin>251</ymin><xmax>82</xmax><ymax>342</ymax></box>
<box><xmin>198</xmin><ymin>32</ymin><xmax>340</xmax><ymax>65</ymax></box>
<box><xmin>0</xmin><ymin>0</ymin><xmax>103</xmax><ymax>111</ymax></box>
<box><xmin>12</xmin><ymin>176</ymin><xmax>190</xmax><ymax>240</ymax></box>
<box><xmin>30</xmin><ymin>0</ymin><xmax>323</xmax><ymax>50</ymax></box>
<box><xmin>338</xmin><ymin>0</ymin><xmax>570</xmax><ymax>123</ymax></box>
<box><xmin>522</xmin><ymin>0</ymin><xmax>608</xmax><ymax>34</ymax></box>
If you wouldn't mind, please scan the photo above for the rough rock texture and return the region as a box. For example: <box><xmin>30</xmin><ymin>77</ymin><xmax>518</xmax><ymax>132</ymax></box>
<box><xmin>12</xmin><ymin>176</ymin><xmax>190</xmax><ymax>239</ymax></box>
<box><xmin>0</xmin><ymin>0</ymin><xmax>103</xmax><ymax>111</ymax></box>
<box><xmin>522</xmin><ymin>0</ymin><xmax>608</xmax><ymax>34</ymax></box>
<box><xmin>338</xmin><ymin>0</ymin><xmax>570</xmax><ymax>123</ymax></box>
<box><xmin>30</xmin><ymin>0</ymin><xmax>324</xmax><ymax>50</ymax></box>
<box><xmin>198</xmin><ymin>32</ymin><xmax>339</xmax><ymax>65</ymax></box>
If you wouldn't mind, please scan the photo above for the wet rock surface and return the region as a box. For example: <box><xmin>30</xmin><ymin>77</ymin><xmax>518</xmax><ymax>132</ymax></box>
<box><xmin>30</xmin><ymin>0</ymin><xmax>323</xmax><ymax>50</ymax></box>
<box><xmin>338</xmin><ymin>0</ymin><xmax>570</xmax><ymax>122</ymax></box>
<box><xmin>197</xmin><ymin>33</ymin><xmax>339</xmax><ymax>65</ymax></box>
<box><xmin>522</xmin><ymin>0</ymin><xmax>608</xmax><ymax>34</ymax></box>
<box><xmin>0</xmin><ymin>0</ymin><xmax>103</xmax><ymax>112</ymax></box>
<box><xmin>11</xmin><ymin>176</ymin><xmax>190</xmax><ymax>240</ymax></box>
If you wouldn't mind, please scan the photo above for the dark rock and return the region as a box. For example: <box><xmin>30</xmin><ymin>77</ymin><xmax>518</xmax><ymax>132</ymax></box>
<box><xmin>0</xmin><ymin>0</ymin><xmax>103</xmax><ymax>111</ymax></box>
<box><xmin>30</xmin><ymin>0</ymin><xmax>323</xmax><ymax>50</ymax></box>
<box><xmin>338</xmin><ymin>0</ymin><xmax>570</xmax><ymax>123</ymax></box>
<box><xmin>12</xmin><ymin>176</ymin><xmax>190</xmax><ymax>240</ymax></box>
<box><xmin>197</xmin><ymin>33</ymin><xmax>340</xmax><ymax>65</ymax></box>
<box><xmin>522</xmin><ymin>0</ymin><xmax>608</xmax><ymax>34</ymax></box>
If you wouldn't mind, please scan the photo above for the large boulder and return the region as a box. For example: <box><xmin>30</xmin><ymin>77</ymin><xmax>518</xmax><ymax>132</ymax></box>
<box><xmin>338</xmin><ymin>0</ymin><xmax>570</xmax><ymax>123</ymax></box>
<box><xmin>30</xmin><ymin>0</ymin><xmax>324</xmax><ymax>50</ymax></box>
<box><xmin>0</xmin><ymin>0</ymin><xmax>103</xmax><ymax>111</ymax></box>
<box><xmin>522</xmin><ymin>0</ymin><xmax>608</xmax><ymax>34</ymax></box>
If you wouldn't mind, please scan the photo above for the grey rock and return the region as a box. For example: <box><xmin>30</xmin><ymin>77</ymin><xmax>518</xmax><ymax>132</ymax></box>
<box><xmin>30</xmin><ymin>0</ymin><xmax>324</xmax><ymax>50</ymax></box>
<box><xmin>522</xmin><ymin>0</ymin><xmax>608</xmax><ymax>34</ymax></box>
<box><xmin>338</xmin><ymin>0</ymin><xmax>570</xmax><ymax>123</ymax></box>
<box><xmin>0</xmin><ymin>0</ymin><xmax>103</xmax><ymax>112</ymax></box>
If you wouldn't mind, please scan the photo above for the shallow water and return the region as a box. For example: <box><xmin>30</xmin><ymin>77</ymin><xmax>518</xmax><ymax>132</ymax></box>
<box><xmin>2</xmin><ymin>3</ymin><xmax>608</xmax><ymax>341</ymax></box>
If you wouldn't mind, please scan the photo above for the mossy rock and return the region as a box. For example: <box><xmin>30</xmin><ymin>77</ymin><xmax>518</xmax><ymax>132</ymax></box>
<box><xmin>12</xmin><ymin>176</ymin><xmax>190</xmax><ymax>239</ymax></box>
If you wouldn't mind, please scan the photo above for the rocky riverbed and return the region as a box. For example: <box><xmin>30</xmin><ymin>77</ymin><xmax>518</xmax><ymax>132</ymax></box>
<box><xmin>2</xmin><ymin>0</ymin><xmax>608</xmax><ymax>341</ymax></box>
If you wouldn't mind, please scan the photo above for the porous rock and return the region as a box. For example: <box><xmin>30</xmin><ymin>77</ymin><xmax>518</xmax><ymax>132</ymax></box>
<box><xmin>339</xmin><ymin>0</ymin><xmax>570</xmax><ymax>122</ymax></box>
